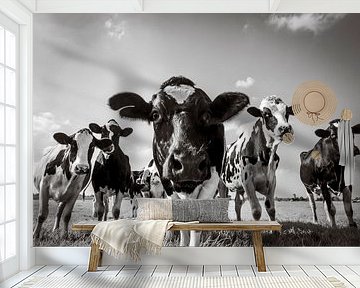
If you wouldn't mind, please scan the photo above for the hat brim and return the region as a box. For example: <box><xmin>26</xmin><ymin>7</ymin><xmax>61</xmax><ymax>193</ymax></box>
<box><xmin>292</xmin><ymin>80</ymin><xmax>337</xmax><ymax>126</ymax></box>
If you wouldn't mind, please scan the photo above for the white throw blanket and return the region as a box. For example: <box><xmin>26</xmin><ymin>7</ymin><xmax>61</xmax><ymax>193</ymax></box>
<box><xmin>338</xmin><ymin>119</ymin><xmax>354</xmax><ymax>186</ymax></box>
<box><xmin>91</xmin><ymin>219</ymin><xmax>173</xmax><ymax>261</ymax></box>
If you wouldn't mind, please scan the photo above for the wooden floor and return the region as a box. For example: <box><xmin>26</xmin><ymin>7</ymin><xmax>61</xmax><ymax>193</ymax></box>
<box><xmin>1</xmin><ymin>265</ymin><xmax>360</xmax><ymax>287</ymax></box>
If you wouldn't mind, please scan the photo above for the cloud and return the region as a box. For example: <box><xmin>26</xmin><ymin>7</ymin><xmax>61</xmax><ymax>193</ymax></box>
<box><xmin>33</xmin><ymin>112</ymin><xmax>71</xmax><ymax>136</ymax></box>
<box><xmin>105</xmin><ymin>17</ymin><xmax>126</xmax><ymax>40</ymax></box>
<box><xmin>235</xmin><ymin>76</ymin><xmax>255</xmax><ymax>89</ymax></box>
<box><xmin>268</xmin><ymin>14</ymin><xmax>346</xmax><ymax>35</ymax></box>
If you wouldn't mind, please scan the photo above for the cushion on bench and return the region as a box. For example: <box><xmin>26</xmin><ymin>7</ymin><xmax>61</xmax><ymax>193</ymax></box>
<box><xmin>136</xmin><ymin>198</ymin><xmax>230</xmax><ymax>223</ymax></box>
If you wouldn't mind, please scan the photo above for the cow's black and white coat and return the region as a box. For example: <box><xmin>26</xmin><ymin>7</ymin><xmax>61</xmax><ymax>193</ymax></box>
<box><xmin>89</xmin><ymin>120</ymin><xmax>133</xmax><ymax>221</ymax></box>
<box><xmin>33</xmin><ymin>128</ymin><xmax>112</xmax><ymax>238</ymax></box>
<box><xmin>222</xmin><ymin>95</ymin><xmax>294</xmax><ymax>221</ymax></box>
<box><xmin>140</xmin><ymin>159</ymin><xmax>166</xmax><ymax>199</ymax></box>
<box><xmin>109</xmin><ymin>76</ymin><xmax>249</xmax><ymax>246</ymax></box>
<box><xmin>300</xmin><ymin>119</ymin><xmax>360</xmax><ymax>227</ymax></box>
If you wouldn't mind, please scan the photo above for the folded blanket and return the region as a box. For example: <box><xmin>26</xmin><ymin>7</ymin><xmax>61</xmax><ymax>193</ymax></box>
<box><xmin>91</xmin><ymin>219</ymin><xmax>173</xmax><ymax>262</ymax></box>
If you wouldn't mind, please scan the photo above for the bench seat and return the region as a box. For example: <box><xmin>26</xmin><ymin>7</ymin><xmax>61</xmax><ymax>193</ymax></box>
<box><xmin>72</xmin><ymin>220</ymin><xmax>281</xmax><ymax>273</ymax></box>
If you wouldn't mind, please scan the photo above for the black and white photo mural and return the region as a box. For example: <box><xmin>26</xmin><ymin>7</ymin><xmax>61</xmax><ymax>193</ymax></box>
<box><xmin>33</xmin><ymin>14</ymin><xmax>360</xmax><ymax>247</ymax></box>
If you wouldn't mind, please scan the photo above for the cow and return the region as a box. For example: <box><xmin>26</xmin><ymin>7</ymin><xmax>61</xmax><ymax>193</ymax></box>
<box><xmin>300</xmin><ymin>119</ymin><xmax>360</xmax><ymax>227</ymax></box>
<box><xmin>108</xmin><ymin>76</ymin><xmax>249</xmax><ymax>246</ymax></box>
<box><xmin>127</xmin><ymin>162</ymin><xmax>166</xmax><ymax>218</ymax></box>
<box><xmin>33</xmin><ymin>128</ymin><xmax>112</xmax><ymax>239</ymax></box>
<box><xmin>127</xmin><ymin>170</ymin><xmax>146</xmax><ymax>218</ymax></box>
<box><xmin>89</xmin><ymin>119</ymin><xmax>133</xmax><ymax>221</ymax></box>
<box><xmin>129</xmin><ymin>170</ymin><xmax>146</xmax><ymax>198</ymax></box>
<box><xmin>140</xmin><ymin>159</ymin><xmax>166</xmax><ymax>199</ymax></box>
<box><xmin>221</xmin><ymin>95</ymin><xmax>294</xmax><ymax>222</ymax></box>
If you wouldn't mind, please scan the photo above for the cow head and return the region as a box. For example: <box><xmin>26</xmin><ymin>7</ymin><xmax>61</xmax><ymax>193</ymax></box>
<box><xmin>315</xmin><ymin>119</ymin><xmax>360</xmax><ymax>157</ymax></box>
<box><xmin>53</xmin><ymin>128</ymin><xmax>112</xmax><ymax>175</ymax></box>
<box><xmin>89</xmin><ymin>119</ymin><xmax>133</xmax><ymax>158</ymax></box>
<box><xmin>108</xmin><ymin>76</ymin><xmax>249</xmax><ymax>194</ymax></box>
<box><xmin>140</xmin><ymin>159</ymin><xmax>164</xmax><ymax>198</ymax></box>
<box><xmin>247</xmin><ymin>95</ymin><xmax>294</xmax><ymax>143</ymax></box>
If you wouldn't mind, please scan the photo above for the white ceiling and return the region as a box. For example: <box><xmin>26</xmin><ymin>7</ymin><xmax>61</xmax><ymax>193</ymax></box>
<box><xmin>16</xmin><ymin>0</ymin><xmax>360</xmax><ymax>13</ymax></box>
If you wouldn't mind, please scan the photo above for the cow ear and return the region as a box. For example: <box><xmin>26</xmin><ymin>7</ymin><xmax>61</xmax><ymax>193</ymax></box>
<box><xmin>315</xmin><ymin>129</ymin><xmax>331</xmax><ymax>138</ymax></box>
<box><xmin>352</xmin><ymin>124</ymin><xmax>360</xmax><ymax>134</ymax></box>
<box><xmin>89</xmin><ymin>123</ymin><xmax>102</xmax><ymax>134</ymax></box>
<box><xmin>287</xmin><ymin>105</ymin><xmax>294</xmax><ymax>116</ymax></box>
<box><xmin>210</xmin><ymin>92</ymin><xmax>249</xmax><ymax>122</ymax></box>
<box><xmin>109</xmin><ymin>125</ymin><xmax>122</xmax><ymax>135</ymax></box>
<box><xmin>121</xmin><ymin>127</ymin><xmax>133</xmax><ymax>137</ymax></box>
<box><xmin>247</xmin><ymin>107</ymin><xmax>262</xmax><ymax>118</ymax></box>
<box><xmin>108</xmin><ymin>92</ymin><xmax>152</xmax><ymax>121</ymax></box>
<box><xmin>95</xmin><ymin>138</ymin><xmax>113</xmax><ymax>151</ymax></box>
<box><xmin>53</xmin><ymin>132</ymin><xmax>72</xmax><ymax>145</ymax></box>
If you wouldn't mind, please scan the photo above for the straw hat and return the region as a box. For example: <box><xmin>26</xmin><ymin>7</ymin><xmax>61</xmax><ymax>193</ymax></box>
<box><xmin>292</xmin><ymin>81</ymin><xmax>337</xmax><ymax>126</ymax></box>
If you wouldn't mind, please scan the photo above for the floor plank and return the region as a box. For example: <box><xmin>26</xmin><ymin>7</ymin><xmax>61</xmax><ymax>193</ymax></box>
<box><xmin>152</xmin><ymin>265</ymin><xmax>172</xmax><ymax>277</ymax></box>
<box><xmin>136</xmin><ymin>265</ymin><xmax>156</xmax><ymax>277</ymax></box>
<box><xmin>203</xmin><ymin>265</ymin><xmax>221</xmax><ymax>277</ymax></box>
<box><xmin>33</xmin><ymin>266</ymin><xmax>61</xmax><ymax>277</ymax></box>
<box><xmin>169</xmin><ymin>265</ymin><xmax>187</xmax><ymax>277</ymax></box>
<box><xmin>332</xmin><ymin>266</ymin><xmax>360</xmax><ymax>288</ymax></box>
<box><xmin>300</xmin><ymin>265</ymin><xmax>324</xmax><ymax>277</ymax></box>
<box><xmin>117</xmin><ymin>265</ymin><xmax>140</xmax><ymax>277</ymax></box>
<box><xmin>50</xmin><ymin>266</ymin><xmax>76</xmax><ymax>277</ymax></box>
<box><xmin>187</xmin><ymin>266</ymin><xmax>203</xmax><ymax>277</ymax></box>
<box><xmin>316</xmin><ymin>265</ymin><xmax>353</xmax><ymax>288</ymax></box>
<box><xmin>252</xmin><ymin>265</ymin><xmax>272</xmax><ymax>277</ymax></box>
<box><xmin>236</xmin><ymin>265</ymin><xmax>255</xmax><ymax>277</ymax></box>
<box><xmin>101</xmin><ymin>265</ymin><xmax>124</xmax><ymax>277</ymax></box>
<box><xmin>221</xmin><ymin>265</ymin><xmax>238</xmax><ymax>277</ymax></box>
<box><xmin>283</xmin><ymin>265</ymin><xmax>308</xmax><ymax>277</ymax></box>
<box><xmin>66</xmin><ymin>265</ymin><xmax>88</xmax><ymax>277</ymax></box>
<box><xmin>0</xmin><ymin>266</ymin><xmax>45</xmax><ymax>288</ymax></box>
<box><xmin>268</xmin><ymin>265</ymin><xmax>289</xmax><ymax>277</ymax></box>
<box><xmin>349</xmin><ymin>266</ymin><xmax>360</xmax><ymax>276</ymax></box>
<box><xmin>82</xmin><ymin>265</ymin><xmax>108</xmax><ymax>278</ymax></box>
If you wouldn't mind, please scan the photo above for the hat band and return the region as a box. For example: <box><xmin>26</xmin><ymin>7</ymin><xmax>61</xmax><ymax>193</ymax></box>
<box><xmin>306</xmin><ymin>111</ymin><xmax>324</xmax><ymax>123</ymax></box>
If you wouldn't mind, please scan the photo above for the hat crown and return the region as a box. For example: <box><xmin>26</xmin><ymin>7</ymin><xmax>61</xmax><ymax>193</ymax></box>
<box><xmin>292</xmin><ymin>80</ymin><xmax>337</xmax><ymax>126</ymax></box>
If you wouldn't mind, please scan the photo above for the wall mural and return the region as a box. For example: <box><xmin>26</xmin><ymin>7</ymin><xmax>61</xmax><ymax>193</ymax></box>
<box><xmin>33</xmin><ymin>14</ymin><xmax>360</xmax><ymax>247</ymax></box>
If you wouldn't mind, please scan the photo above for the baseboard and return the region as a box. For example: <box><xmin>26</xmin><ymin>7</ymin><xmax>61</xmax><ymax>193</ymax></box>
<box><xmin>35</xmin><ymin>247</ymin><xmax>360</xmax><ymax>266</ymax></box>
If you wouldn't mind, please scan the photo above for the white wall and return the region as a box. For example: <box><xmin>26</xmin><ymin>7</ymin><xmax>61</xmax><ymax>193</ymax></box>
<box><xmin>17</xmin><ymin>0</ymin><xmax>360</xmax><ymax>13</ymax></box>
<box><xmin>3</xmin><ymin>0</ymin><xmax>360</xmax><ymax>269</ymax></box>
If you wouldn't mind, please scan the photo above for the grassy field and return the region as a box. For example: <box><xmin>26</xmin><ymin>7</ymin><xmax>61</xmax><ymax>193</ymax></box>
<box><xmin>33</xmin><ymin>198</ymin><xmax>360</xmax><ymax>247</ymax></box>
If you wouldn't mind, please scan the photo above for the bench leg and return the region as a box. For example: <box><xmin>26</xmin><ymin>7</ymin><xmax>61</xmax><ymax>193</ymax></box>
<box><xmin>88</xmin><ymin>242</ymin><xmax>102</xmax><ymax>272</ymax></box>
<box><xmin>252</xmin><ymin>231</ymin><xmax>266</xmax><ymax>272</ymax></box>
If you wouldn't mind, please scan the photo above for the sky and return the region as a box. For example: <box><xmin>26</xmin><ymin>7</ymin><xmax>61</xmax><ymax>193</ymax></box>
<box><xmin>33</xmin><ymin>14</ymin><xmax>360</xmax><ymax>197</ymax></box>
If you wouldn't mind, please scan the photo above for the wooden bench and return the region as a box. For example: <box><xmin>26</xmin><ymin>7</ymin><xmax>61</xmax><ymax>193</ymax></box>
<box><xmin>72</xmin><ymin>221</ymin><xmax>281</xmax><ymax>273</ymax></box>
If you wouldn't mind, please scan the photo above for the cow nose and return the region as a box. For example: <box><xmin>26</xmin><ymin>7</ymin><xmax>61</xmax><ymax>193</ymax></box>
<box><xmin>171</xmin><ymin>152</ymin><xmax>209</xmax><ymax>180</ymax></box>
<box><xmin>75</xmin><ymin>164</ymin><xmax>89</xmax><ymax>175</ymax></box>
<box><xmin>279</xmin><ymin>125</ymin><xmax>292</xmax><ymax>135</ymax></box>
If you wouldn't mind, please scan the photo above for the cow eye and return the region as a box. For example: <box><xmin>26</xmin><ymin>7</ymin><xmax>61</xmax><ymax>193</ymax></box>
<box><xmin>70</xmin><ymin>141</ymin><xmax>77</xmax><ymax>149</ymax></box>
<box><xmin>151</xmin><ymin>111</ymin><xmax>161</xmax><ymax>122</ymax></box>
<box><xmin>202</xmin><ymin>112</ymin><xmax>211</xmax><ymax>124</ymax></box>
